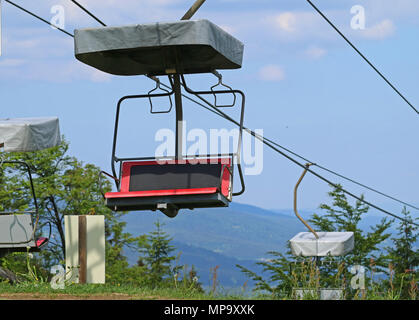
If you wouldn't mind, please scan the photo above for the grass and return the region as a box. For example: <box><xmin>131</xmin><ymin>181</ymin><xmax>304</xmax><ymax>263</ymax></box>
<box><xmin>0</xmin><ymin>281</ymin><xmax>266</xmax><ymax>300</ymax></box>
<box><xmin>0</xmin><ymin>253</ymin><xmax>415</xmax><ymax>300</ymax></box>
<box><xmin>0</xmin><ymin>280</ymin><xmax>416</xmax><ymax>300</ymax></box>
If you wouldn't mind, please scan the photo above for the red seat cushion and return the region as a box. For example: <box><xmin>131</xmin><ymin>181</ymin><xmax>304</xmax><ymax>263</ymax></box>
<box><xmin>105</xmin><ymin>158</ymin><xmax>232</xmax><ymax>200</ymax></box>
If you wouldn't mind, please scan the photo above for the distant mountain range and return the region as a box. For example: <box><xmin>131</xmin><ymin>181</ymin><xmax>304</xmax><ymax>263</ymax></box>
<box><xmin>122</xmin><ymin>202</ymin><xmax>416</xmax><ymax>289</ymax></box>
<box><xmin>122</xmin><ymin>203</ymin><xmax>313</xmax><ymax>288</ymax></box>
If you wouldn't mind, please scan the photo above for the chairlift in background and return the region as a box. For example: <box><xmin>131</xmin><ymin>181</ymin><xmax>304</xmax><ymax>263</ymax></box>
<box><xmin>288</xmin><ymin>163</ymin><xmax>355</xmax><ymax>300</ymax></box>
<box><xmin>289</xmin><ymin>163</ymin><xmax>355</xmax><ymax>258</ymax></box>
<box><xmin>0</xmin><ymin>159</ymin><xmax>49</xmax><ymax>257</ymax></box>
<box><xmin>0</xmin><ymin>117</ymin><xmax>60</xmax><ymax>257</ymax></box>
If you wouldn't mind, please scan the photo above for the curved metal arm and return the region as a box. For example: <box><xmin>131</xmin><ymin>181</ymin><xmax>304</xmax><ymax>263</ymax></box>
<box><xmin>210</xmin><ymin>75</ymin><xmax>237</xmax><ymax>108</ymax></box>
<box><xmin>148</xmin><ymin>78</ymin><xmax>173</xmax><ymax>114</ymax></box>
<box><xmin>38</xmin><ymin>221</ymin><xmax>52</xmax><ymax>243</ymax></box>
<box><xmin>233</xmin><ymin>163</ymin><xmax>245</xmax><ymax>196</ymax></box>
<box><xmin>294</xmin><ymin>163</ymin><xmax>319</xmax><ymax>239</ymax></box>
<box><xmin>98</xmin><ymin>170</ymin><xmax>119</xmax><ymax>199</ymax></box>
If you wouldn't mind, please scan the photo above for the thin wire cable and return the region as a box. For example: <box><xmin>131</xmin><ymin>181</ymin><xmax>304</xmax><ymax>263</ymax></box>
<box><xmin>70</xmin><ymin>0</ymin><xmax>107</xmax><ymax>27</ymax></box>
<box><xmin>250</xmin><ymin>134</ymin><xmax>419</xmax><ymax>212</ymax></box>
<box><xmin>306</xmin><ymin>0</ymin><xmax>419</xmax><ymax>116</ymax></box>
<box><xmin>157</xmin><ymin>80</ymin><xmax>419</xmax><ymax>213</ymax></box>
<box><xmin>4</xmin><ymin>0</ymin><xmax>74</xmax><ymax>37</ymax></box>
<box><xmin>160</xmin><ymin>80</ymin><xmax>418</xmax><ymax>227</ymax></box>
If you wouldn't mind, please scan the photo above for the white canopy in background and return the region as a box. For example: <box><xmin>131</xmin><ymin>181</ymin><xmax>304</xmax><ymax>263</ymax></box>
<box><xmin>290</xmin><ymin>232</ymin><xmax>355</xmax><ymax>257</ymax></box>
<box><xmin>0</xmin><ymin>117</ymin><xmax>61</xmax><ymax>152</ymax></box>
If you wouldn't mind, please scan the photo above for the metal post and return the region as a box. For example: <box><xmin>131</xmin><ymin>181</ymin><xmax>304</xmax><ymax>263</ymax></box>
<box><xmin>78</xmin><ymin>215</ymin><xmax>87</xmax><ymax>284</ymax></box>
<box><xmin>181</xmin><ymin>0</ymin><xmax>206</xmax><ymax>20</ymax></box>
<box><xmin>173</xmin><ymin>74</ymin><xmax>183</xmax><ymax>160</ymax></box>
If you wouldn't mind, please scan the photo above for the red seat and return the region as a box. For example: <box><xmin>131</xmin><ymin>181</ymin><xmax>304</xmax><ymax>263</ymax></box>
<box><xmin>104</xmin><ymin>158</ymin><xmax>233</xmax><ymax>214</ymax></box>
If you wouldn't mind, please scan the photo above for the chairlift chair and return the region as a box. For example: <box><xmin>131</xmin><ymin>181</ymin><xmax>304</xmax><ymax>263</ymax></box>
<box><xmin>0</xmin><ymin>160</ymin><xmax>49</xmax><ymax>257</ymax></box>
<box><xmin>0</xmin><ymin>118</ymin><xmax>59</xmax><ymax>256</ymax></box>
<box><xmin>289</xmin><ymin>163</ymin><xmax>355</xmax><ymax>258</ymax></box>
<box><xmin>102</xmin><ymin>75</ymin><xmax>245</xmax><ymax>218</ymax></box>
<box><xmin>288</xmin><ymin>163</ymin><xmax>354</xmax><ymax>300</ymax></box>
<box><xmin>75</xmin><ymin>20</ymin><xmax>246</xmax><ymax>217</ymax></box>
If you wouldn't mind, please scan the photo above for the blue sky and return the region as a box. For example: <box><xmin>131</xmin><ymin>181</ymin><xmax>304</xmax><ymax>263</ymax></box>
<box><xmin>1</xmin><ymin>0</ymin><xmax>418</xmax><ymax>218</ymax></box>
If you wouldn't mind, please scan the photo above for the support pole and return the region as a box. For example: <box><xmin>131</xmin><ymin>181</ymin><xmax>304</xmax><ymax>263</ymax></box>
<box><xmin>181</xmin><ymin>0</ymin><xmax>206</xmax><ymax>20</ymax></box>
<box><xmin>173</xmin><ymin>74</ymin><xmax>183</xmax><ymax>160</ymax></box>
<box><xmin>78</xmin><ymin>215</ymin><xmax>87</xmax><ymax>284</ymax></box>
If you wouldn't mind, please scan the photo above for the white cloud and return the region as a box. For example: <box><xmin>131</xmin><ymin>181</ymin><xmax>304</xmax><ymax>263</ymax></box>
<box><xmin>305</xmin><ymin>46</ymin><xmax>327</xmax><ymax>59</ymax></box>
<box><xmin>258</xmin><ymin>65</ymin><xmax>285</xmax><ymax>82</ymax></box>
<box><xmin>360</xmin><ymin>19</ymin><xmax>396</xmax><ymax>40</ymax></box>
<box><xmin>267</xmin><ymin>11</ymin><xmax>333</xmax><ymax>42</ymax></box>
<box><xmin>267</xmin><ymin>9</ymin><xmax>398</xmax><ymax>43</ymax></box>
<box><xmin>274</xmin><ymin>12</ymin><xmax>297</xmax><ymax>33</ymax></box>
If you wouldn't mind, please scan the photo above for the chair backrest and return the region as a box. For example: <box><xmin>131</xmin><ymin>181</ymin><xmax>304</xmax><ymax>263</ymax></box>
<box><xmin>0</xmin><ymin>214</ymin><xmax>35</xmax><ymax>248</ymax></box>
<box><xmin>119</xmin><ymin>158</ymin><xmax>232</xmax><ymax>199</ymax></box>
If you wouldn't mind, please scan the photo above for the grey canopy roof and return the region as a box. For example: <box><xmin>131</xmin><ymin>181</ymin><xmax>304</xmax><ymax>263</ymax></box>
<box><xmin>0</xmin><ymin>117</ymin><xmax>61</xmax><ymax>152</ymax></box>
<box><xmin>74</xmin><ymin>19</ymin><xmax>244</xmax><ymax>76</ymax></box>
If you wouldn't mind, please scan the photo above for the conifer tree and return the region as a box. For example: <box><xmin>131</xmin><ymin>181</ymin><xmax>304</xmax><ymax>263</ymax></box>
<box><xmin>386</xmin><ymin>207</ymin><xmax>418</xmax><ymax>299</ymax></box>
<box><xmin>138</xmin><ymin>220</ymin><xmax>177</xmax><ymax>287</ymax></box>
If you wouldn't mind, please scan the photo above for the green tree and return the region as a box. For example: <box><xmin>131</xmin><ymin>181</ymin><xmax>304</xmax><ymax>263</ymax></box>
<box><xmin>105</xmin><ymin>211</ymin><xmax>148</xmax><ymax>286</ymax></box>
<box><xmin>386</xmin><ymin>207</ymin><xmax>418</xmax><ymax>299</ymax></box>
<box><xmin>0</xmin><ymin>138</ymin><xmax>143</xmax><ymax>283</ymax></box>
<box><xmin>138</xmin><ymin>220</ymin><xmax>178</xmax><ymax>287</ymax></box>
<box><xmin>309</xmin><ymin>185</ymin><xmax>393</xmax><ymax>291</ymax></box>
<box><xmin>238</xmin><ymin>185</ymin><xmax>393</xmax><ymax>299</ymax></box>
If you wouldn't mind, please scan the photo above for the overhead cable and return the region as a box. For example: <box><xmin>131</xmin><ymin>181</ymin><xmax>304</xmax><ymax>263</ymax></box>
<box><xmin>70</xmin><ymin>0</ymin><xmax>107</xmax><ymax>27</ymax></box>
<box><xmin>5</xmin><ymin>0</ymin><xmax>74</xmax><ymax>37</ymax></box>
<box><xmin>306</xmin><ymin>0</ymin><xmax>419</xmax><ymax>116</ymax></box>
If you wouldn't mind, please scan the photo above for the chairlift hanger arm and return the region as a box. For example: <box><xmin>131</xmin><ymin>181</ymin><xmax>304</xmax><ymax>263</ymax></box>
<box><xmin>181</xmin><ymin>0</ymin><xmax>207</xmax><ymax>20</ymax></box>
<box><xmin>294</xmin><ymin>163</ymin><xmax>319</xmax><ymax>239</ymax></box>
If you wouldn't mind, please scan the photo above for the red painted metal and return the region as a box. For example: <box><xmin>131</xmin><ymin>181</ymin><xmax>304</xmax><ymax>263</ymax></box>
<box><xmin>105</xmin><ymin>158</ymin><xmax>232</xmax><ymax>199</ymax></box>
